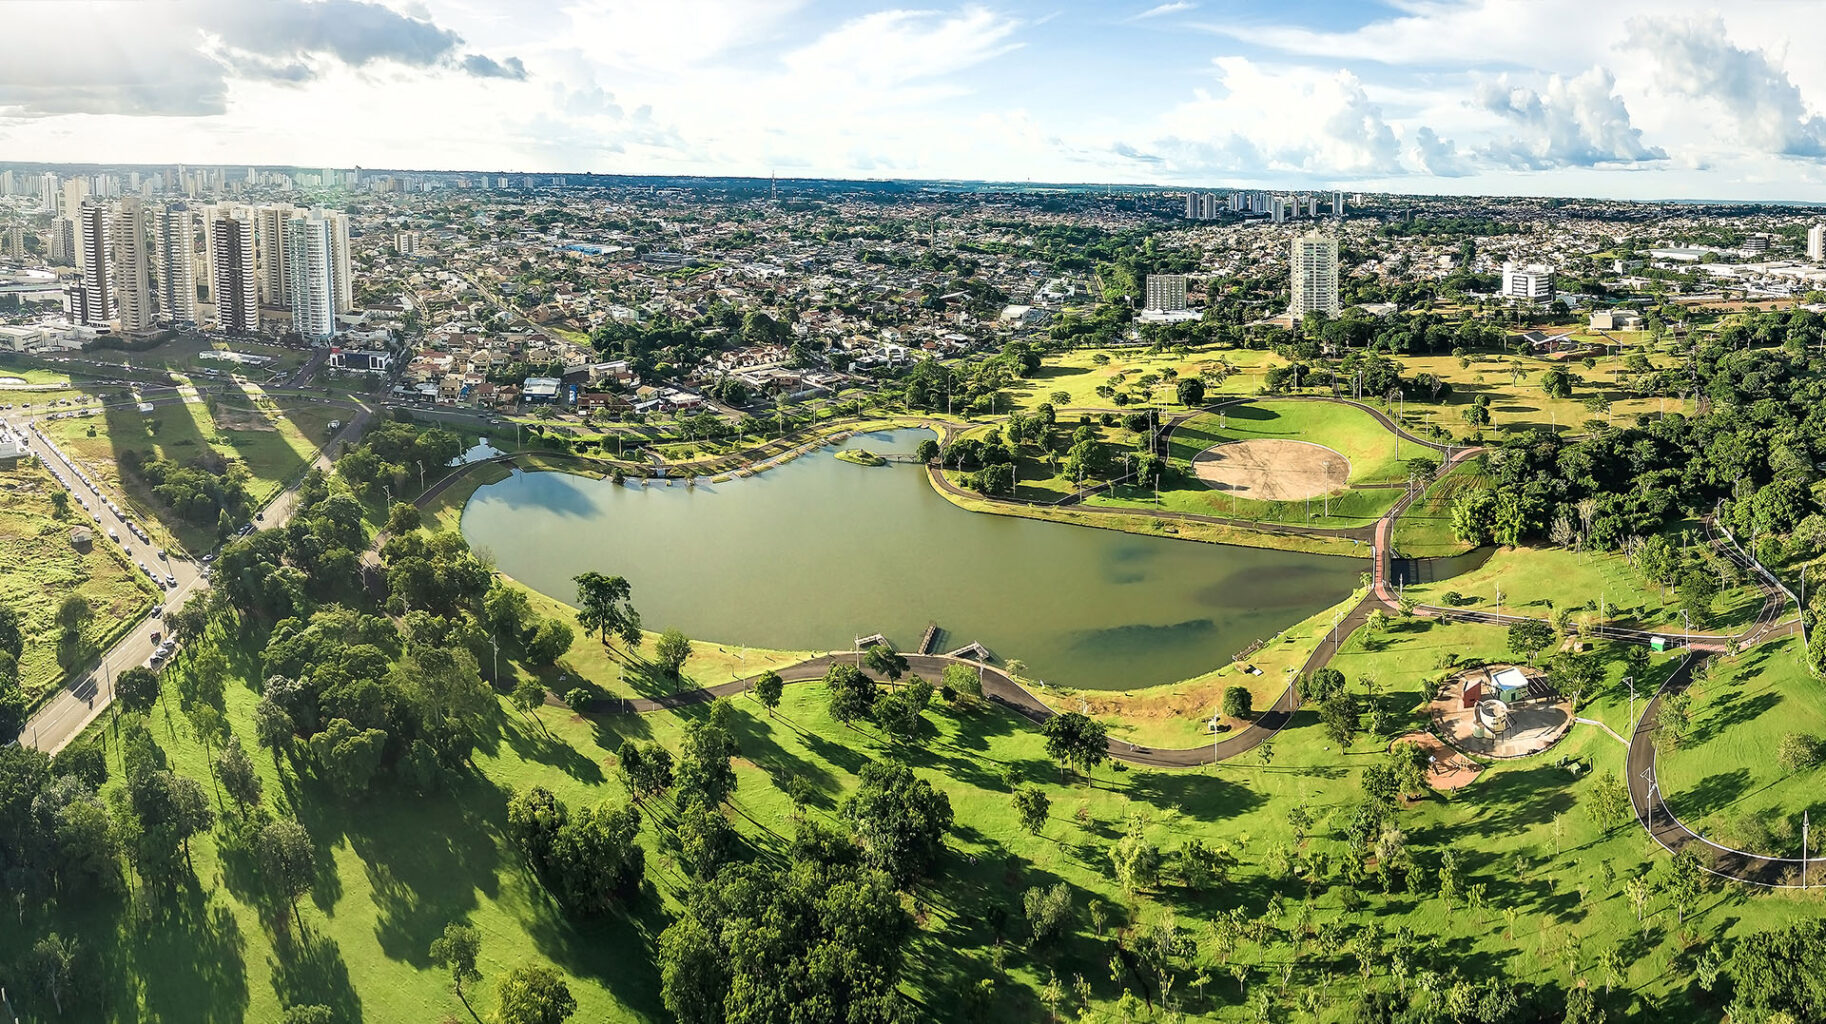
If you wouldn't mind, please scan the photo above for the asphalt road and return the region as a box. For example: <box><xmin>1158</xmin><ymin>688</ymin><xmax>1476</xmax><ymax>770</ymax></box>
<box><xmin>9</xmin><ymin>405</ymin><xmax>371</xmax><ymax>754</ymax></box>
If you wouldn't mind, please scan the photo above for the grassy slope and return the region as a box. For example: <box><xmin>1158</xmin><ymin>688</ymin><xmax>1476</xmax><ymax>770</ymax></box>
<box><xmin>1400</xmin><ymin>543</ymin><xmax>1765</xmax><ymax>635</ymax></box>
<box><xmin>0</xmin><ymin>460</ymin><xmax>156</xmax><ymax>697</ymax></box>
<box><xmin>1657</xmin><ymin>637</ymin><xmax>1826</xmax><ymax>857</ymax></box>
<box><xmin>23</xmin><ymin>599</ymin><xmax>1826</xmax><ymax>1023</ymax></box>
<box><xmin>1391</xmin><ymin>460</ymin><xmax>1490</xmax><ymax>558</ymax></box>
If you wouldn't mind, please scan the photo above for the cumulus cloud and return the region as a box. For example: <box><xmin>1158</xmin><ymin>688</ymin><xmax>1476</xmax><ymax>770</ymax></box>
<box><xmin>1408</xmin><ymin>126</ymin><xmax>1472</xmax><ymax>176</ymax></box>
<box><xmin>1474</xmin><ymin>67</ymin><xmax>1665</xmax><ymax>168</ymax></box>
<box><xmin>1626</xmin><ymin>15</ymin><xmax>1826</xmax><ymax>158</ymax></box>
<box><xmin>0</xmin><ymin>0</ymin><xmax>525</xmax><ymax>117</ymax></box>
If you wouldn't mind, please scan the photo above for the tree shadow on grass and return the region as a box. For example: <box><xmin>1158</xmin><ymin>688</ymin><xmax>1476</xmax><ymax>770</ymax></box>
<box><xmin>1667</xmin><ymin>768</ymin><xmax>1751</xmax><ymax>818</ymax></box>
<box><xmin>100</xmin><ymin>886</ymin><xmax>252</xmax><ymax>1024</ymax></box>
<box><xmin>269</xmin><ymin>929</ymin><xmax>361</xmax><ymax>1023</ymax></box>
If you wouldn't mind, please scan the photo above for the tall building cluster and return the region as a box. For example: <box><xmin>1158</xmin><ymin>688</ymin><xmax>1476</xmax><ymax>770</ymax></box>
<box><xmin>38</xmin><ymin>194</ymin><xmax>354</xmax><ymax>338</ymax></box>
<box><xmin>1184</xmin><ymin>190</ymin><xmax>1344</xmax><ymax>223</ymax></box>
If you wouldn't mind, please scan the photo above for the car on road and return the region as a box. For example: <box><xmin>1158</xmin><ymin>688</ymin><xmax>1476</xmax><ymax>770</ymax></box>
<box><xmin>165</xmin><ymin>574</ymin><xmax>177</xmax><ymax>588</ymax></box>
<box><xmin>151</xmin><ymin>605</ymin><xmax>163</xmax><ymax>618</ymax></box>
<box><xmin>150</xmin><ymin>630</ymin><xmax>161</xmax><ymax>643</ymax></box>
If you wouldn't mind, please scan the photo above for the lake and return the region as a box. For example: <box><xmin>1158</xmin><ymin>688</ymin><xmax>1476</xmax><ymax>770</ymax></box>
<box><xmin>462</xmin><ymin>428</ymin><xmax>1366</xmax><ymax>689</ymax></box>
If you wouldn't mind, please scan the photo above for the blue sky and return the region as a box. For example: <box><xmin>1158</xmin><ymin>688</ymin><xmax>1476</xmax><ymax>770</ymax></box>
<box><xmin>4</xmin><ymin>0</ymin><xmax>1826</xmax><ymax>200</ymax></box>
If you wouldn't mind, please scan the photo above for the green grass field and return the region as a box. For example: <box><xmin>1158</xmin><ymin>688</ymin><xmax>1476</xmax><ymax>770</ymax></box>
<box><xmin>42</xmin><ymin>394</ymin><xmax>333</xmax><ymax>552</ymax></box>
<box><xmin>23</xmin><ymin>579</ymin><xmax>1826</xmax><ymax>1023</ymax></box>
<box><xmin>1400</xmin><ymin>542</ymin><xmax>1766</xmax><ymax>635</ymax></box>
<box><xmin>1391</xmin><ymin>459</ymin><xmax>1491</xmax><ymax>557</ymax></box>
<box><xmin>1083</xmin><ymin>399</ymin><xmax>1418</xmax><ymax>528</ymax></box>
<box><xmin>1657</xmin><ymin>637</ymin><xmax>1826</xmax><ymax>858</ymax></box>
<box><xmin>0</xmin><ymin>460</ymin><xmax>156</xmax><ymax>698</ymax></box>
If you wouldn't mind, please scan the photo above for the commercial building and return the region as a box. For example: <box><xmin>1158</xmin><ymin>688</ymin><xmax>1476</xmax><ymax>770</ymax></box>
<box><xmin>211</xmin><ymin>209</ymin><xmax>259</xmax><ymax>333</ymax></box>
<box><xmin>1144</xmin><ymin>274</ymin><xmax>1188</xmax><ymax>312</ymax></box>
<box><xmin>112</xmin><ymin>198</ymin><xmax>156</xmax><ymax>335</ymax></box>
<box><xmin>1289</xmin><ymin>231</ymin><xmax>1340</xmax><ymax>319</ymax></box>
<box><xmin>157</xmin><ymin>203</ymin><xmax>198</xmax><ymax>324</ymax></box>
<box><xmin>1500</xmin><ymin>261</ymin><xmax>1554</xmax><ymax>303</ymax></box>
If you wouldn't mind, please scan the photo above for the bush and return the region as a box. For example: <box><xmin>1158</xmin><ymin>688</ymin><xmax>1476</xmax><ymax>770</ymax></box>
<box><xmin>1221</xmin><ymin>685</ymin><xmax>1252</xmax><ymax>720</ymax></box>
<box><xmin>1441</xmin><ymin>591</ymin><xmax>1462</xmax><ymax>607</ymax></box>
<box><xmin>1777</xmin><ymin>732</ymin><xmax>1824</xmax><ymax>773</ymax></box>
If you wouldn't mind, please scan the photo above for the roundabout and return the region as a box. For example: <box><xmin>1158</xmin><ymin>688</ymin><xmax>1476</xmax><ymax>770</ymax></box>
<box><xmin>1189</xmin><ymin>437</ymin><xmax>1350</xmax><ymax>501</ymax></box>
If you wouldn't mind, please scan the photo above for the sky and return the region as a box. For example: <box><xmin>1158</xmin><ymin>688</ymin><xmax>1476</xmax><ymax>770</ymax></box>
<box><xmin>4</xmin><ymin>0</ymin><xmax>1826</xmax><ymax>201</ymax></box>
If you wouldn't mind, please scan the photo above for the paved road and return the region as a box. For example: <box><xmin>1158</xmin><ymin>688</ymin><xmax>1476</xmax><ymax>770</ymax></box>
<box><xmin>9</xmin><ymin>407</ymin><xmax>372</xmax><ymax>754</ymax></box>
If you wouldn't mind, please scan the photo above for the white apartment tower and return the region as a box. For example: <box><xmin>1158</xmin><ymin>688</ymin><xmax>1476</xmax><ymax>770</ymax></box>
<box><xmin>255</xmin><ymin>203</ymin><xmax>295</xmax><ymax>307</ymax></box>
<box><xmin>112</xmin><ymin>198</ymin><xmax>156</xmax><ymax>335</ymax></box>
<box><xmin>1144</xmin><ymin>274</ymin><xmax>1188</xmax><ymax>312</ymax></box>
<box><xmin>1809</xmin><ymin>224</ymin><xmax>1826</xmax><ymax>263</ymax></box>
<box><xmin>212</xmin><ymin>210</ymin><xmax>259</xmax><ymax>333</ymax></box>
<box><xmin>1500</xmin><ymin>261</ymin><xmax>1554</xmax><ymax>303</ymax></box>
<box><xmin>285</xmin><ymin>213</ymin><xmax>338</xmax><ymax>342</ymax></box>
<box><xmin>76</xmin><ymin>202</ymin><xmax>114</xmax><ymax>327</ymax></box>
<box><xmin>1289</xmin><ymin>232</ymin><xmax>1340</xmax><ymax>319</ymax></box>
<box><xmin>325</xmin><ymin>209</ymin><xmax>353</xmax><ymax>313</ymax></box>
<box><xmin>158</xmin><ymin>203</ymin><xmax>199</xmax><ymax>325</ymax></box>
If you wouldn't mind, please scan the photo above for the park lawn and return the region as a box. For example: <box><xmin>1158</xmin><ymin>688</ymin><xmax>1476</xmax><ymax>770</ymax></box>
<box><xmin>1391</xmin><ymin>460</ymin><xmax>1491</xmax><ymax>557</ymax></box>
<box><xmin>1008</xmin><ymin>345</ymin><xmax>1286</xmax><ymax>413</ymax></box>
<box><xmin>20</xmin><ymin>586</ymin><xmax>1826</xmax><ymax>1022</ymax></box>
<box><xmin>0</xmin><ymin>460</ymin><xmax>157</xmax><ymax>699</ymax></box>
<box><xmin>1039</xmin><ymin>586</ymin><xmax>1369</xmax><ymax>749</ymax></box>
<box><xmin>927</xmin><ymin>472</ymin><xmax>1365</xmax><ymax>557</ymax></box>
<box><xmin>1400</xmin><ymin>543</ymin><xmax>1765</xmax><ymax>636</ymax></box>
<box><xmin>1656</xmin><ymin>637</ymin><xmax>1826</xmax><ymax>859</ymax></box>
<box><xmin>43</xmin><ymin>392</ymin><xmax>329</xmax><ymax>552</ymax></box>
<box><xmin>1397</xmin><ymin>349</ymin><xmax>1689</xmax><ymax>441</ymax></box>
<box><xmin>1083</xmin><ymin>399</ymin><xmax>1417</xmax><ymax>529</ymax></box>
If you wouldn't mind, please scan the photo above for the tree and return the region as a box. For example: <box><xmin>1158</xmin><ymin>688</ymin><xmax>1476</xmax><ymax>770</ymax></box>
<box><xmin>825</xmin><ymin>663</ymin><xmax>878</xmax><ymax>726</ymax></box>
<box><xmin>1110</xmin><ymin>817</ymin><xmax>1162</xmax><ymax>892</ymax></box>
<box><xmin>115</xmin><ymin>665</ymin><xmax>161</xmax><ymax>714</ymax></box>
<box><xmin>494</xmin><ymin>964</ymin><xmax>577</xmax><ymax>1024</ymax></box>
<box><xmin>1013</xmin><ymin>786</ymin><xmax>1050</xmax><ymax>835</ymax></box>
<box><xmin>429</xmin><ymin>922</ymin><xmax>483</xmax><ymax>999</ymax></box>
<box><xmin>1319</xmin><ymin>691</ymin><xmax>1360</xmax><ymax>748</ymax></box>
<box><xmin>524</xmin><ymin>618</ymin><xmax>575</xmax><ymax>666</ymax></box>
<box><xmin>548</xmin><ymin>803</ymin><xmax>645</xmax><ymax>914</ymax></box>
<box><xmin>842</xmin><ymin>760</ymin><xmax>954</xmax><ymax>885</ymax></box>
<box><xmin>942</xmin><ymin>661</ymin><xmax>983</xmax><ymax>704</ymax></box>
<box><xmin>915</xmin><ymin>438</ymin><xmax>940</xmax><ymax>463</ymax></box>
<box><xmin>259</xmin><ymin>818</ymin><xmax>315</xmax><ymax>930</ymax></box>
<box><xmin>28</xmin><ymin>933</ymin><xmax>79</xmax><ymax>1016</ymax></box>
<box><xmin>280</xmin><ymin>1006</ymin><xmax>334</xmax><ymax>1024</ymax></box>
<box><xmin>485</xmin><ymin>585</ymin><xmax>534</xmax><ymax>643</ymax></box>
<box><xmin>1176</xmin><ymin>838</ymin><xmax>1236</xmax><ymax>891</ymax></box>
<box><xmin>308</xmin><ymin>718</ymin><xmax>388</xmax><ymax>797</ymax></box>
<box><xmin>571</xmin><ymin>572</ymin><xmax>641</xmax><ymax>648</ymax></box>
<box><xmin>385</xmin><ymin>501</ymin><xmax>422</xmax><ymax>535</ymax></box>
<box><xmin>512</xmin><ymin>679</ymin><xmax>548</xmax><ymax>725</ymax></box>
<box><xmin>1221</xmin><ymin>685</ymin><xmax>1252</xmax><ymax>720</ymax></box>
<box><xmin>1175</xmin><ymin>376</ymin><xmax>1206</xmax><ymax>407</ymax></box>
<box><xmin>1588</xmin><ymin>770</ymin><xmax>1632</xmax><ymax>828</ymax></box>
<box><xmin>1663</xmin><ymin>847</ymin><xmax>1703</xmax><ymax>924</ymax></box>
<box><xmin>215</xmin><ymin>734</ymin><xmax>263</xmax><ymax>813</ymax></box>
<box><xmin>676</xmin><ymin>797</ymin><xmax>737</xmax><ymax>880</ymax></box>
<box><xmin>654</xmin><ymin>628</ymin><xmax>692</xmax><ymax>677</ymax></box>
<box><xmin>676</xmin><ymin>715</ymin><xmax>737</xmax><ymax>808</ymax></box>
<box><xmin>0</xmin><ymin>602</ymin><xmax>21</xmax><ymax>660</ymax></box>
<box><xmin>1024</xmin><ymin>882</ymin><xmax>1074</xmax><ymax>948</ymax></box>
<box><xmin>1042</xmin><ymin>711</ymin><xmax>1108</xmax><ymax>783</ymax></box>
<box><xmin>1506</xmin><ymin>619</ymin><xmax>1555</xmax><ymax>663</ymax></box>
<box><xmin>864</xmin><ymin>644</ymin><xmax>908</xmax><ymax>683</ymax></box>
<box><xmin>752</xmin><ymin>669</ymin><xmax>783</xmax><ymax>716</ymax></box>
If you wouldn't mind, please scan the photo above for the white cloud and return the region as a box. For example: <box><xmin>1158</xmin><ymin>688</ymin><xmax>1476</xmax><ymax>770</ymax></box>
<box><xmin>1130</xmin><ymin>2</ymin><xmax>1196</xmax><ymax>20</ymax></box>
<box><xmin>1473</xmin><ymin>67</ymin><xmax>1664</xmax><ymax>168</ymax></box>
<box><xmin>1408</xmin><ymin>126</ymin><xmax>1471</xmax><ymax>176</ymax></box>
<box><xmin>1625</xmin><ymin>15</ymin><xmax>1826</xmax><ymax>158</ymax></box>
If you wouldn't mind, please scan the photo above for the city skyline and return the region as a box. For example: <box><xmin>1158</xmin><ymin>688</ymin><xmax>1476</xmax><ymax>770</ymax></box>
<box><xmin>4</xmin><ymin>1</ymin><xmax>1826</xmax><ymax>202</ymax></box>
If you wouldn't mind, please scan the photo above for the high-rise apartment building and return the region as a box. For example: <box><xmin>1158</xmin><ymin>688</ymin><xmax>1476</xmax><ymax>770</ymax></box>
<box><xmin>1500</xmin><ymin>262</ymin><xmax>1554</xmax><ymax>303</ymax></box>
<box><xmin>211</xmin><ymin>210</ymin><xmax>259</xmax><ymax>333</ymax></box>
<box><xmin>286</xmin><ymin>213</ymin><xmax>338</xmax><ymax>342</ymax></box>
<box><xmin>1144</xmin><ymin>274</ymin><xmax>1188</xmax><ymax>312</ymax></box>
<box><xmin>394</xmin><ymin>231</ymin><xmax>419</xmax><ymax>256</ymax></box>
<box><xmin>76</xmin><ymin>202</ymin><xmax>114</xmax><ymax>327</ymax></box>
<box><xmin>2</xmin><ymin>226</ymin><xmax>24</xmax><ymax>259</ymax></box>
<box><xmin>1289</xmin><ymin>232</ymin><xmax>1340</xmax><ymax>319</ymax></box>
<box><xmin>1809</xmin><ymin>224</ymin><xmax>1825</xmax><ymax>263</ymax></box>
<box><xmin>1334</xmin><ymin>191</ymin><xmax>1345</xmax><ymax>217</ymax></box>
<box><xmin>113</xmin><ymin>198</ymin><xmax>156</xmax><ymax>335</ymax></box>
<box><xmin>255</xmin><ymin>203</ymin><xmax>295</xmax><ymax>307</ymax></box>
<box><xmin>158</xmin><ymin>203</ymin><xmax>198</xmax><ymax>325</ymax></box>
<box><xmin>324</xmin><ymin>209</ymin><xmax>353</xmax><ymax>313</ymax></box>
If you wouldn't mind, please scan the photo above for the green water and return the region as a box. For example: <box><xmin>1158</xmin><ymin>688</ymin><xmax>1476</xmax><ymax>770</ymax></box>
<box><xmin>461</xmin><ymin>429</ymin><xmax>1366</xmax><ymax>689</ymax></box>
